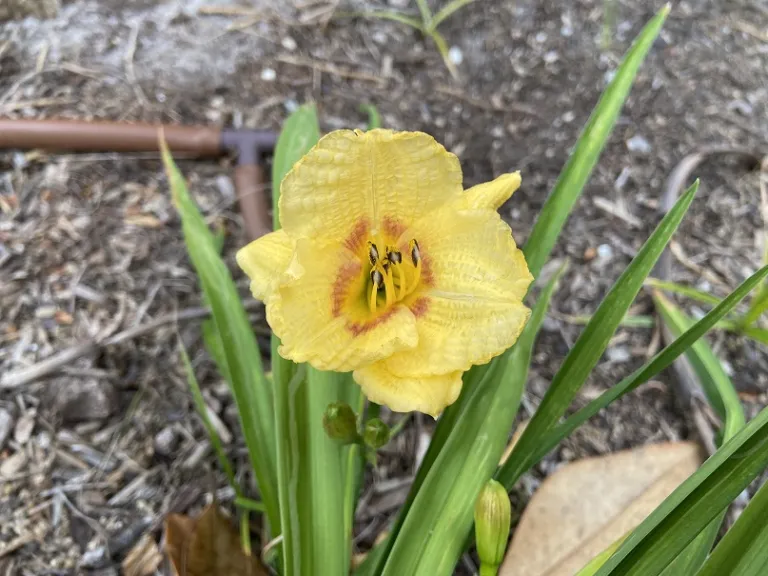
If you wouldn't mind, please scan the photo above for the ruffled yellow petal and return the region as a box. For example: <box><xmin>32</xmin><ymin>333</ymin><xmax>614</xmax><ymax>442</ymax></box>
<box><xmin>464</xmin><ymin>172</ymin><xmax>521</xmax><ymax>210</ymax></box>
<box><xmin>236</xmin><ymin>229</ymin><xmax>294</xmax><ymax>301</ymax></box>
<box><xmin>268</xmin><ymin>238</ymin><xmax>419</xmax><ymax>372</ymax></box>
<box><xmin>385</xmin><ymin>206</ymin><xmax>533</xmax><ymax>376</ymax></box>
<box><xmin>353</xmin><ymin>362</ymin><xmax>463</xmax><ymax>418</ymax></box>
<box><xmin>279</xmin><ymin>129</ymin><xmax>463</xmax><ymax>242</ymax></box>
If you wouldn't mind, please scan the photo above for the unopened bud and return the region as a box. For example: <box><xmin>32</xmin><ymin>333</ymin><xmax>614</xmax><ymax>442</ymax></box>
<box><xmin>363</xmin><ymin>418</ymin><xmax>390</xmax><ymax>449</ymax></box>
<box><xmin>474</xmin><ymin>479</ymin><xmax>511</xmax><ymax>573</ymax></box>
<box><xmin>322</xmin><ymin>402</ymin><xmax>358</xmax><ymax>444</ymax></box>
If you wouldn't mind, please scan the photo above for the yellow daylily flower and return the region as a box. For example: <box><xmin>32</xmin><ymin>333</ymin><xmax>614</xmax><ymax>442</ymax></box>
<box><xmin>237</xmin><ymin>129</ymin><xmax>533</xmax><ymax>417</ymax></box>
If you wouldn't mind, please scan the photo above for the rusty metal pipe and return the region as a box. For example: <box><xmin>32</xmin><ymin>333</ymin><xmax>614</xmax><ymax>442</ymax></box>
<box><xmin>0</xmin><ymin>118</ymin><xmax>277</xmax><ymax>239</ymax></box>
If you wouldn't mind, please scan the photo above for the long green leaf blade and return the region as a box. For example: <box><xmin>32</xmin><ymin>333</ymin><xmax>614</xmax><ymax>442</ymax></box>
<box><xmin>178</xmin><ymin>339</ymin><xmax>237</xmax><ymax>490</ymax></box>
<box><xmin>654</xmin><ymin>292</ymin><xmax>745</xmax><ymax>435</ymax></box>
<box><xmin>645</xmin><ymin>277</ymin><xmax>723</xmax><ymax>306</ymax></box>
<box><xmin>498</xmin><ymin>180</ymin><xmax>699</xmax><ymax>490</ymax></box>
<box><xmin>696</xmin><ymin>473</ymin><xmax>768</xmax><ymax>576</ymax></box>
<box><xmin>161</xmin><ymin>138</ymin><xmax>279</xmax><ymax>532</ymax></box>
<box><xmin>379</xmin><ymin>264</ymin><xmax>566</xmax><ymax>576</ymax></box>
<box><xmin>654</xmin><ymin>292</ymin><xmax>746</xmax><ymax>574</ymax></box>
<box><xmin>527</xmin><ymin>265</ymin><xmax>768</xmax><ymax>472</ymax></box>
<box><xmin>593</xmin><ymin>404</ymin><xmax>768</xmax><ymax>576</ymax></box>
<box><xmin>523</xmin><ymin>4</ymin><xmax>670</xmax><ymax>278</ymax></box>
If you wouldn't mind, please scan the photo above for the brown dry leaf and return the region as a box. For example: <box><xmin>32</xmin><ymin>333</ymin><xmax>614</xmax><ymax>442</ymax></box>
<box><xmin>164</xmin><ymin>504</ymin><xmax>267</xmax><ymax>576</ymax></box>
<box><xmin>501</xmin><ymin>441</ymin><xmax>704</xmax><ymax>576</ymax></box>
<box><xmin>122</xmin><ymin>533</ymin><xmax>162</xmax><ymax>576</ymax></box>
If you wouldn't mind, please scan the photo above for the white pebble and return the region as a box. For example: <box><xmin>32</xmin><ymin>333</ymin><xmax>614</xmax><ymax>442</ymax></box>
<box><xmin>607</xmin><ymin>346</ymin><xmax>631</xmax><ymax>363</ymax></box>
<box><xmin>261</xmin><ymin>68</ymin><xmax>277</xmax><ymax>82</ymax></box>
<box><xmin>281</xmin><ymin>36</ymin><xmax>297</xmax><ymax>51</ymax></box>
<box><xmin>448</xmin><ymin>46</ymin><xmax>464</xmax><ymax>65</ymax></box>
<box><xmin>626</xmin><ymin>134</ymin><xmax>652</xmax><ymax>154</ymax></box>
<box><xmin>597</xmin><ymin>244</ymin><xmax>613</xmax><ymax>259</ymax></box>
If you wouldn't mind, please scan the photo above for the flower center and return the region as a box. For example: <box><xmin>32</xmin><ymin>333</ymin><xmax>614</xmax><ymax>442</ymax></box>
<box><xmin>366</xmin><ymin>237</ymin><xmax>422</xmax><ymax>314</ymax></box>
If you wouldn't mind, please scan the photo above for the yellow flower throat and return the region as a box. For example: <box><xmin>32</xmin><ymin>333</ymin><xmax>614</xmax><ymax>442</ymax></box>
<box><xmin>366</xmin><ymin>237</ymin><xmax>422</xmax><ymax>314</ymax></box>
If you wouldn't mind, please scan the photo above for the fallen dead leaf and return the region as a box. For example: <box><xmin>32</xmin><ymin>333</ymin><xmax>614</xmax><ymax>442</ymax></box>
<box><xmin>164</xmin><ymin>504</ymin><xmax>267</xmax><ymax>576</ymax></box>
<box><xmin>501</xmin><ymin>441</ymin><xmax>703</xmax><ymax>576</ymax></box>
<box><xmin>123</xmin><ymin>533</ymin><xmax>162</xmax><ymax>576</ymax></box>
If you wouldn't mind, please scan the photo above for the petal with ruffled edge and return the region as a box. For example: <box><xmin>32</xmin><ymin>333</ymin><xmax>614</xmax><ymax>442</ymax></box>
<box><xmin>384</xmin><ymin>206</ymin><xmax>533</xmax><ymax>377</ymax></box>
<box><xmin>236</xmin><ymin>229</ymin><xmax>294</xmax><ymax>301</ymax></box>
<box><xmin>463</xmin><ymin>172</ymin><xmax>521</xmax><ymax>210</ymax></box>
<box><xmin>268</xmin><ymin>238</ymin><xmax>419</xmax><ymax>372</ymax></box>
<box><xmin>353</xmin><ymin>362</ymin><xmax>463</xmax><ymax>418</ymax></box>
<box><xmin>279</xmin><ymin>129</ymin><xmax>463</xmax><ymax>242</ymax></box>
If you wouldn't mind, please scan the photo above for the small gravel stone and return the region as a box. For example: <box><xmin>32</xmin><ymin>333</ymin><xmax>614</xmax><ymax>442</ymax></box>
<box><xmin>153</xmin><ymin>427</ymin><xmax>177</xmax><ymax>457</ymax></box>
<box><xmin>0</xmin><ymin>408</ymin><xmax>14</xmax><ymax>449</ymax></box>
<box><xmin>448</xmin><ymin>46</ymin><xmax>463</xmax><ymax>65</ymax></box>
<box><xmin>626</xmin><ymin>134</ymin><xmax>652</xmax><ymax>154</ymax></box>
<box><xmin>597</xmin><ymin>244</ymin><xmax>614</xmax><ymax>260</ymax></box>
<box><xmin>0</xmin><ymin>450</ymin><xmax>27</xmax><ymax>477</ymax></box>
<box><xmin>14</xmin><ymin>412</ymin><xmax>35</xmax><ymax>445</ymax></box>
<box><xmin>281</xmin><ymin>36</ymin><xmax>297</xmax><ymax>51</ymax></box>
<box><xmin>261</xmin><ymin>68</ymin><xmax>276</xmax><ymax>82</ymax></box>
<box><xmin>52</xmin><ymin>378</ymin><xmax>118</xmax><ymax>423</ymax></box>
<box><xmin>607</xmin><ymin>346</ymin><xmax>631</xmax><ymax>363</ymax></box>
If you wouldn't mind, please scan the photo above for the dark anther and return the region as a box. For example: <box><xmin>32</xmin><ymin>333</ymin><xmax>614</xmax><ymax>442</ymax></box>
<box><xmin>410</xmin><ymin>240</ymin><xmax>421</xmax><ymax>266</ymax></box>
<box><xmin>368</xmin><ymin>242</ymin><xmax>379</xmax><ymax>266</ymax></box>
<box><xmin>388</xmin><ymin>250</ymin><xmax>402</xmax><ymax>265</ymax></box>
<box><xmin>370</xmin><ymin>268</ymin><xmax>384</xmax><ymax>289</ymax></box>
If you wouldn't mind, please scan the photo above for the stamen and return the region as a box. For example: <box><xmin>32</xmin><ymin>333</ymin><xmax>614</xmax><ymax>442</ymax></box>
<box><xmin>395</xmin><ymin>265</ymin><xmax>407</xmax><ymax>300</ymax></box>
<box><xmin>409</xmin><ymin>239</ymin><xmax>422</xmax><ymax>289</ymax></box>
<box><xmin>409</xmin><ymin>239</ymin><xmax>420</xmax><ymax>267</ymax></box>
<box><xmin>383</xmin><ymin>265</ymin><xmax>395</xmax><ymax>307</ymax></box>
<box><xmin>367</xmin><ymin>241</ymin><xmax>379</xmax><ymax>266</ymax></box>
<box><xmin>369</xmin><ymin>268</ymin><xmax>384</xmax><ymax>314</ymax></box>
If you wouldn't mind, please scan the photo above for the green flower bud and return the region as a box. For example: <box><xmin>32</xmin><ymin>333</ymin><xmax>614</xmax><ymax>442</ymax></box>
<box><xmin>363</xmin><ymin>418</ymin><xmax>390</xmax><ymax>449</ymax></box>
<box><xmin>474</xmin><ymin>479</ymin><xmax>511</xmax><ymax>573</ymax></box>
<box><xmin>322</xmin><ymin>402</ymin><xmax>358</xmax><ymax>444</ymax></box>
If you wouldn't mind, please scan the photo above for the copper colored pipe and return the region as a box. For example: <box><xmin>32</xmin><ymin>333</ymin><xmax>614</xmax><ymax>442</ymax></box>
<box><xmin>0</xmin><ymin>118</ymin><xmax>276</xmax><ymax>239</ymax></box>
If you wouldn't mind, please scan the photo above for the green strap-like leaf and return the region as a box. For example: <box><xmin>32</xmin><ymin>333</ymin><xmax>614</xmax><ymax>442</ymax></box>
<box><xmin>178</xmin><ymin>339</ymin><xmax>238</xmax><ymax>491</ymax></box>
<box><xmin>654</xmin><ymin>292</ymin><xmax>745</xmax><ymax>437</ymax></box>
<box><xmin>161</xmin><ymin>140</ymin><xmax>279</xmax><ymax>533</ymax></box>
<box><xmin>652</xmin><ymin>291</ymin><xmax>746</xmax><ymax>575</ymax></box>
<box><xmin>696</xmin><ymin>468</ymin><xmax>768</xmax><ymax>576</ymax></box>
<box><xmin>644</xmin><ymin>277</ymin><xmax>723</xmax><ymax>306</ymax></box>
<box><xmin>377</xmin><ymin>265</ymin><xmax>567</xmax><ymax>576</ymax></box>
<box><xmin>525</xmin><ymin>265</ymin><xmax>768</xmax><ymax>474</ymax></box>
<box><xmin>592</xmin><ymin>403</ymin><xmax>768</xmax><ymax>576</ymax></box>
<box><xmin>498</xmin><ymin>180</ymin><xmax>699</xmax><ymax>491</ymax></box>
